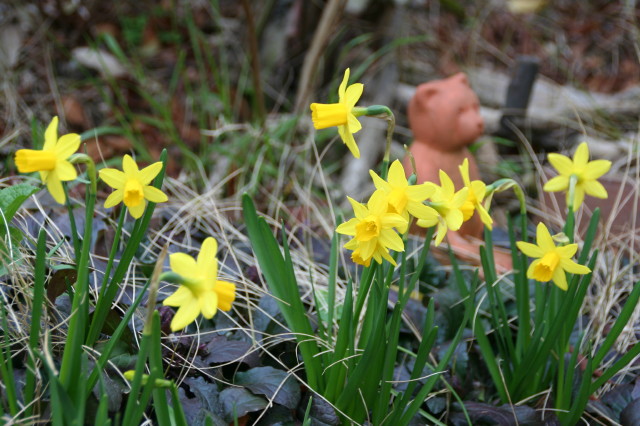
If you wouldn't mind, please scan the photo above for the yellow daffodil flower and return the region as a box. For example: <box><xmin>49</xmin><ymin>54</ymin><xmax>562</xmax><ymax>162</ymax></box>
<box><xmin>459</xmin><ymin>158</ymin><xmax>493</xmax><ymax>229</ymax></box>
<box><xmin>99</xmin><ymin>155</ymin><xmax>168</xmax><ymax>219</ymax></box>
<box><xmin>417</xmin><ymin>170</ymin><xmax>468</xmax><ymax>246</ymax></box>
<box><xmin>369</xmin><ymin>160</ymin><xmax>439</xmax><ymax>225</ymax></box>
<box><xmin>336</xmin><ymin>191</ymin><xmax>407</xmax><ymax>266</ymax></box>
<box><xmin>543</xmin><ymin>142</ymin><xmax>611</xmax><ymax>209</ymax></box>
<box><xmin>15</xmin><ymin>116</ymin><xmax>81</xmax><ymax>204</ymax></box>
<box><xmin>310</xmin><ymin>68</ymin><xmax>365</xmax><ymax>158</ymax></box>
<box><xmin>516</xmin><ymin>222</ymin><xmax>591</xmax><ymax>290</ymax></box>
<box><xmin>163</xmin><ymin>237</ymin><xmax>236</xmax><ymax>331</ymax></box>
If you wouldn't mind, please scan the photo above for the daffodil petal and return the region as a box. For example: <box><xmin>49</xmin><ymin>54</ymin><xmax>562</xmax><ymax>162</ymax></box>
<box><xmin>170</xmin><ymin>297</ymin><xmax>201</xmax><ymax>331</ymax></box>
<box><xmin>559</xmin><ymin>257</ymin><xmax>590</xmax><ymax>274</ymax></box>
<box><xmin>338</xmin><ymin>125</ymin><xmax>360</xmax><ymax>158</ymax></box>
<box><xmin>551</xmin><ymin>267</ymin><xmax>568</xmax><ymax>291</ymax></box>
<box><xmin>163</xmin><ymin>286</ymin><xmax>193</xmax><ymax>307</ymax></box>
<box><xmin>99</xmin><ymin>168</ymin><xmax>126</xmax><ymax>188</ymax></box>
<box><xmin>439</xmin><ymin>170</ymin><xmax>455</xmax><ymax>194</ymax></box>
<box><xmin>555</xmin><ymin>244</ymin><xmax>578</xmax><ymax>259</ymax></box>
<box><xmin>347</xmin><ymin>114</ymin><xmax>362</xmax><ymax>133</ymax></box>
<box><xmin>516</xmin><ymin>241</ymin><xmax>543</xmax><ymax>258</ymax></box>
<box><xmin>543</xmin><ymin>175</ymin><xmax>569</xmax><ymax>192</ymax></box>
<box><xmin>369</xmin><ymin>170</ymin><xmax>391</xmax><ymax>192</ymax></box>
<box><xmin>43</xmin><ymin>117</ymin><xmax>58</xmax><ymax>151</ymax></box>
<box><xmin>406</xmin><ymin>183</ymin><xmax>435</xmax><ymax>201</ymax></box>
<box><xmin>128</xmin><ymin>201</ymin><xmax>146</xmax><ymax>219</ymax></box>
<box><xmin>477</xmin><ymin>205</ymin><xmax>493</xmax><ymax>229</ymax></box>
<box><xmin>451</xmin><ymin>188</ymin><xmax>469</xmax><ymax>208</ymax></box>
<box><xmin>56</xmin><ymin>161</ymin><xmax>77</xmax><ymax>181</ymax></box>
<box><xmin>336</xmin><ymin>218</ymin><xmax>358</xmax><ymax>236</ymax></box>
<box><xmin>122</xmin><ymin>155</ymin><xmax>139</xmax><ymax>177</ymax></box>
<box><xmin>434</xmin><ymin>222</ymin><xmax>447</xmax><ymax>246</ymax></box>
<box><xmin>445</xmin><ymin>209</ymin><xmax>463</xmax><ymax>231</ymax></box>
<box><xmin>459</xmin><ymin>158</ymin><xmax>470</xmax><ymax>185</ymax></box>
<box><xmin>582</xmin><ymin>180</ymin><xmax>608</xmax><ymax>199</ymax></box>
<box><xmin>379</xmin><ymin>248</ymin><xmax>397</xmax><ymax>266</ymax></box>
<box><xmin>380</xmin><ymin>213</ymin><xmax>407</xmax><ymax>230</ymax></box>
<box><xmin>200</xmin><ymin>291</ymin><xmax>218</xmax><ymax>319</ymax></box>
<box><xmin>416</xmin><ymin>214</ymin><xmax>439</xmax><ymax>228</ymax></box>
<box><xmin>387</xmin><ymin>161</ymin><xmax>408</xmax><ymax>188</ymax></box>
<box><xmin>338</xmin><ymin>69</ymin><xmax>350</xmax><ymax>101</ymax></box>
<box><xmin>197</xmin><ymin>238</ymin><xmax>218</xmax><ymax>278</ymax></box>
<box><xmin>535</xmin><ymin>222</ymin><xmax>555</xmax><ymax>252</ymax></box>
<box><xmin>408</xmin><ymin>203</ymin><xmax>439</xmax><ymax>223</ymax></box>
<box><xmin>359</xmin><ymin>239</ymin><xmax>376</xmax><ymax>261</ymax></box>
<box><xmin>470</xmin><ymin>180</ymin><xmax>486</xmax><ymax>200</ymax></box>
<box><xmin>139</xmin><ymin>162</ymin><xmax>163</xmax><ymax>185</ymax></box>
<box><xmin>582</xmin><ymin>160</ymin><xmax>611</xmax><ymax>180</ymax></box>
<box><xmin>573</xmin><ymin>142</ymin><xmax>589</xmax><ymax>169</ymax></box>
<box><xmin>345</xmin><ymin>83</ymin><xmax>363</xmax><ymax>109</ymax></box>
<box><xmin>368</xmin><ymin>190</ymin><xmax>389</xmax><ymax>216</ymax></box>
<box><xmin>344</xmin><ymin>238</ymin><xmax>358</xmax><ymax>250</ymax></box>
<box><xmin>143</xmin><ymin>186</ymin><xmax>168</xmax><ymax>203</ymax></box>
<box><xmin>347</xmin><ymin>197</ymin><xmax>368</xmax><ymax>220</ymax></box>
<box><xmin>46</xmin><ymin>172</ymin><xmax>65</xmax><ymax>204</ymax></box>
<box><xmin>104</xmin><ymin>189</ymin><xmax>124</xmax><ymax>208</ymax></box>
<box><xmin>55</xmin><ymin>133</ymin><xmax>81</xmax><ymax>159</ymax></box>
<box><xmin>170</xmin><ymin>252</ymin><xmax>198</xmax><ymax>278</ymax></box>
<box><xmin>378</xmin><ymin>230</ymin><xmax>404</xmax><ymax>252</ymax></box>
<box><xmin>548</xmin><ymin>153</ymin><xmax>573</xmax><ymax>175</ymax></box>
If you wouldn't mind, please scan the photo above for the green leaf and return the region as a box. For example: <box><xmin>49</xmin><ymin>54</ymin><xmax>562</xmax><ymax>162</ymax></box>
<box><xmin>235</xmin><ymin>366</ymin><xmax>300</xmax><ymax>410</ymax></box>
<box><xmin>242</xmin><ymin>194</ymin><xmax>323</xmax><ymax>391</ymax></box>
<box><xmin>0</xmin><ymin>183</ymin><xmax>39</xmax><ymax>229</ymax></box>
<box><xmin>0</xmin><ymin>226</ymin><xmax>24</xmax><ymax>276</ymax></box>
<box><xmin>219</xmin><ymin>387</ymin><xmax>268</xmax><ymax>422</ymax></box>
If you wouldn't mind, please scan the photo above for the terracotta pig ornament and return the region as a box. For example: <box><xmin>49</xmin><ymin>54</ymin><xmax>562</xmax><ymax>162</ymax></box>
<box><xmin>404</xmin><ymin>73</ymin><xmax>512</xmax><ymax>271</ymax></box>
<box><xmin>405</xmin><ymin>72</ymin><xmax>484</xmax><ymax>237</ymax></box>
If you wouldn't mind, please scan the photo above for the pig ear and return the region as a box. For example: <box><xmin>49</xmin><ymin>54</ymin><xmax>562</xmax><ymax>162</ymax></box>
<box><xmin>415</xmin><ymin>84</ymin><xmax>438</xmax><ymax>105</ymax></box>
<box><xmin>451</xmin><ymin>72</ymin><xmax>470</xmax><ymax>86</ymax></box>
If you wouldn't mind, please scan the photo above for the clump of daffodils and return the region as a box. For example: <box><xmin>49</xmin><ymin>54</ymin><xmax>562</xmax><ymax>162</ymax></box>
<box><xmin>337</xmin><ymin>160</ymin><xmax>496</xmax><ymax>266</ymax></box>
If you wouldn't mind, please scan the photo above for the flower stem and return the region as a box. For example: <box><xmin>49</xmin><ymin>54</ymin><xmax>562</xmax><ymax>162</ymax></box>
<box><xmin>97</xmin><ymin>207</ymin><xmax>126</xmax><ymax>302</ymax></box>
<box><xmin>143</xmin><ymin>245</ymin><xmax>168</xmax><ymax>335</ymax></box>
<box><xmin>58</xmin><ymin>155</ymin><xmax>97</xmax><ymax>394</ymax></box>
<box><xmin>63</xmin><ymin>183</ymin><xmax>81</xmax><ymax>260</ymax></box>
<box><xmin>565</xmin><ymin>175</ymin><xmax>578</xmax><ymax>242</ymax></box>
<box><xmin>364</xmin><ymin>105</ymin><xmax>395</xmax><ymax>180</ymax></box>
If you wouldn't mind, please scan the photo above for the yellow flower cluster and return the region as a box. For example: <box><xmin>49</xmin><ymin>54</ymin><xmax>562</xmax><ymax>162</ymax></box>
<box><xmin>14</xmin><ymin>117</ymin><xmax>236</xmax><ymax>331</ymax></box>
<box><xmin>515</xmin><ymin>141</ymin><xmax>609</xmax><ymax>291</ymax></box>
<box><xmin>336</xmin><ymin>159</ymin><xmax>494</xmax><ymax>266</ymax></box>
